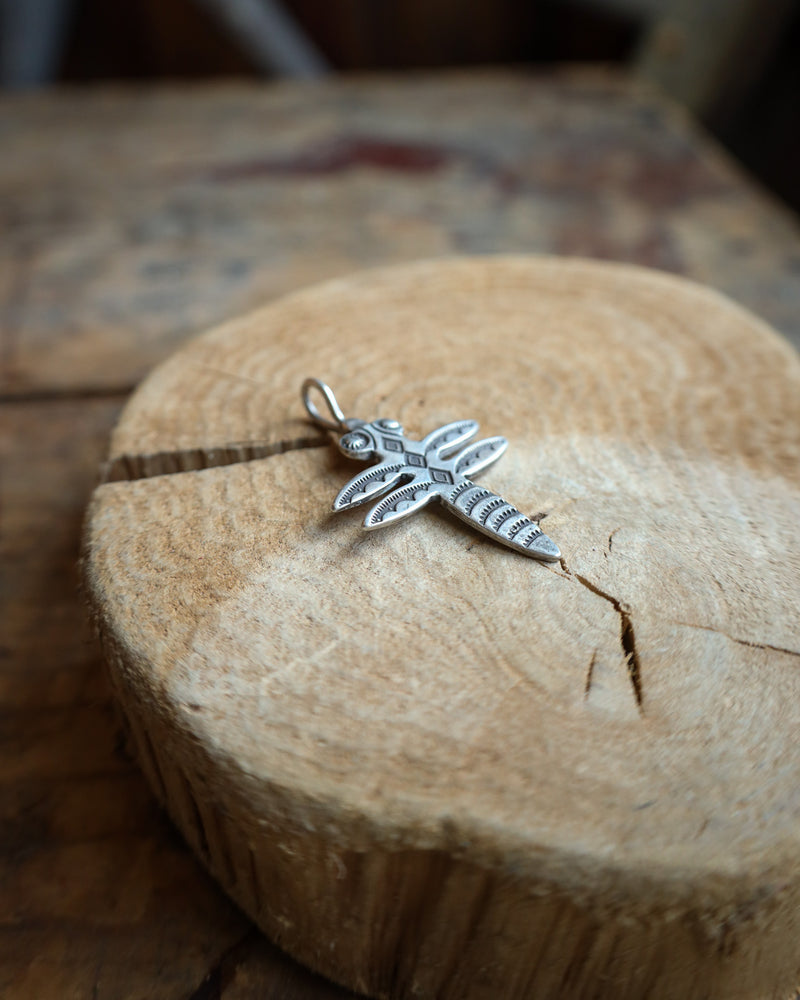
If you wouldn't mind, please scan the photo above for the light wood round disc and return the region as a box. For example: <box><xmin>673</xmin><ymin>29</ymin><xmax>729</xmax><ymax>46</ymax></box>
<box><xmin>84</xmin><ymin>257</ymin><xmax>800</xmax><ymax>999</ymax></box>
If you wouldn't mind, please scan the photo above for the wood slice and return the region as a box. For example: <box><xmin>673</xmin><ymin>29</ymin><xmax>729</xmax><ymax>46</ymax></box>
<box><xmin>83</xmin><ymin>257</ymin><xmax>800</xmax><ymax>1000</ymax></box>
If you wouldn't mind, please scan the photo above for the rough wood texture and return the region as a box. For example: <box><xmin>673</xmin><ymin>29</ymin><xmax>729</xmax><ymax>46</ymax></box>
<box><xmin>0</xmin><ymin>396</ymin><xmax>359</xmax><ymax>999</ymax></box>
<box><xmin>0</xmin><ymin>397</ymin><xmax>247</xmax><ymax>998</ymax></box>
<box><xmin>84</xmin><ymin>257</ymin><xmax>800</xmax><ymax>1000</ymax></box>
<box><xmin>4</xmin><ymin>70</ymin><xmax>800</xmax><ymax>1000</ymax></box>
<box><xmin>3</xmin><ymin>70</ymin><xmax>800</xmax><ymax>401</ymax></box>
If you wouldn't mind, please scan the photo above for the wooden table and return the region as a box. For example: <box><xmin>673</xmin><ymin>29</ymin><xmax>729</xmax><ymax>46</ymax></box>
<box><xmin>2</xmin><ymin>69</ymin><xmax>799</xmax><ymax>1000</ymax></box>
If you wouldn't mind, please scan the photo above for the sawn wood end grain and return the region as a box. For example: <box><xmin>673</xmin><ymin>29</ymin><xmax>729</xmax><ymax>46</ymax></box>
<box><xmin>84</xmin><ymin>257</ymin><xmax>800</xmax><ymax>1000</ymax></box>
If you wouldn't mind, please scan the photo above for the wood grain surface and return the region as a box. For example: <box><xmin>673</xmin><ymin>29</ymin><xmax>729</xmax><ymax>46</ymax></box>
<box><xmin>0</xmin><ymin>397</ymin><xmax>358</xmax><ymax>998</ymax></box>
<box><xmin>3</xmin><ymin>70</ymin><xmax>800</xmax><ymax>1000</ymax></box>
<box><xmin>3</xmin><ymin>70</ymin><xmax>800</xmax><ymax>402</ymax></box>
<box><xmin>84</xmin><ymin>257</ymin><xmax>800</xmax><ymax>999</ymax></box>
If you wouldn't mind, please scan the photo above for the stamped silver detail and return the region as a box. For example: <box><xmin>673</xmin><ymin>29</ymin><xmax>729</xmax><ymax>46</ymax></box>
<box><xmin>302</xmin><ymin>379</ymin><xmax>560</xmax><ymax>562</ymax></box>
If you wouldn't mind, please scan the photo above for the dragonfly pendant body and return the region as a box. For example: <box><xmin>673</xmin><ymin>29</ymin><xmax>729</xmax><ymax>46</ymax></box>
<box><xmin>303</xmin><ymin>379</ymin><xmax>560</xmax><ymax>562</ymax></box>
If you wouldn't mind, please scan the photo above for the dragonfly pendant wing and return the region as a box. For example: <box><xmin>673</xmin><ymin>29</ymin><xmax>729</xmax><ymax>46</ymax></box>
<box><xmin>333</xmin><ymin>462</ymin><xmax>407</xmax><ymax>511</ymax></box>
<box><xmin>421</xmin><ymin>420</ymin><xmax>479</xmax><ymax>459</ymax></box>
<box><xmin>364</xmin><ymin>480</ymin><xmax>438</xmax><ymax>529</ymax></box>
<box><xmin>453</xmin><ymin>435</ymin><xmax>508</xmax><ymax>478</ymax></box>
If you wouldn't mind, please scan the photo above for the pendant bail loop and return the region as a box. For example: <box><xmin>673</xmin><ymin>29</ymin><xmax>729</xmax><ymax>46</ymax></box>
<box><xmin>302</xmin><ymin>378</ymin><xmax>350</xmax><ymax>432</ymax></box>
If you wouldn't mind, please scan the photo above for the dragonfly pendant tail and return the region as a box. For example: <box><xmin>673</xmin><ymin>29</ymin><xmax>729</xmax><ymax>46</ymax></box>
<box><xmin>443</xmin><ymin>481</ymin><xmax>560</xmax><ymax>561</ymax></box>
<box><xmin>302</xmin><ymin>379</ymin><xmax>560</xmax><ymax>563</ymax></box>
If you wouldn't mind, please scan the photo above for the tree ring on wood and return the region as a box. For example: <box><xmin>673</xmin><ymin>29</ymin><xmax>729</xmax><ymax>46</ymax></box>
<box><xmin>84</xmin><ymin>257</ymin><xmax>800</xmax><ymax>1000</ymax></box>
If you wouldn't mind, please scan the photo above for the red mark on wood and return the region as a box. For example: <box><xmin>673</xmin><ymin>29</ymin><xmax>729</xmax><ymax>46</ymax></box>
<box><xmin>208</xmin><ymin>135</ymin><xmax>452</xmax><ymax>182</ymax></box>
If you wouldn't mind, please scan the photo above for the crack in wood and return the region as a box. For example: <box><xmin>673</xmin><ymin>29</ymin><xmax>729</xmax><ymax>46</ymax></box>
<box><xmin>584</xmin><ymin>650</ymin><xmax>597</xmax><ymax>698</ymax></box>
<box><xmin>0</xmin><ymin>385</ymin><xmax>135</xmax><ymax>404</ymax></box>
<box><xmin>100</xmin><ymin>436</ymin><xmax>328</xmax><ymax>483</ymax></box>
<box><xmin>559</xmin><ymin>559</ymin><xmax>644</xmax><ymax>713</ymax></box>
<box><xmin>185</xmin><ymin>927</ymin><xmax>261</xmax><ymax>1000</ymax></box>
<box><xmin>672</xmin><ymin>621</ymin><xmax>800</xmax><ymax>659</ymax></box>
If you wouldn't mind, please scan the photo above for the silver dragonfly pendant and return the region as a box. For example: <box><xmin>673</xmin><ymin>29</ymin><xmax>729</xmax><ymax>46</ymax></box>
<box><xmin>302</xmin><ymin>379</ymin><xmax>560</xmax><ymax>562</ymax></box>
